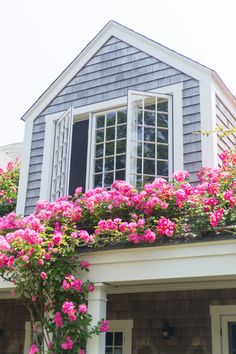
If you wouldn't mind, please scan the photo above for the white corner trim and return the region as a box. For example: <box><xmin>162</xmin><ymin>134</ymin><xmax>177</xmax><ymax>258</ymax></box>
<box><xmin>21</xmin><ymin>21</ymin><xmax>210</xmax><ymax>124</ymax></box>
<box><xmin>40</xmin><ymin>111</ymin><xmax>63</xmax><ymax>200</ymax></box>
<box><xmin>16</xmin><ymin>118</ymin><xmax>33</xmax><ymax>216</ymax></box>
<box><xmin>200</xmin><ymin>80</ymin><xmax>218</xmax><ymax>168</ymax></box>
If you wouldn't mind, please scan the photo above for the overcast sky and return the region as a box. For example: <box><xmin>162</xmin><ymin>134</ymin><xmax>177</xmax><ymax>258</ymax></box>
<box><xmin>0</xmin><ymin>0</ymin><xmax>235</xmax><ymax>146</ymax></box>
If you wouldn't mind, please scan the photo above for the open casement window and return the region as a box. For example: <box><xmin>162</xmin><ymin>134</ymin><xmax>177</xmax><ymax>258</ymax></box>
<box><xmin>127</xmin><ymin>90</ymin><xmax>172</xmax><ymax>187</ymax></box>
<box><xmin>105</xmin><ymin>320</ymin><xmax>133</xmax><ymax>354</ymax></box>
<box><xmin>90</xmin><ymin>90</ymin><xmax>172</xmax><ymax>189</ymax></box>
<box><xmin>50</xmin><ymin>108</ymin><xmax>73</xmax><ymax>201</ymax></box>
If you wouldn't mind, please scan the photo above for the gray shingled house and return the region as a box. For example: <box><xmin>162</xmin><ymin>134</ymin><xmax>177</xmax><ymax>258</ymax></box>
<box><xmin>1</xmin><ymin>21</ymin><xmax>236</xmax><ymax>354</ymax></box>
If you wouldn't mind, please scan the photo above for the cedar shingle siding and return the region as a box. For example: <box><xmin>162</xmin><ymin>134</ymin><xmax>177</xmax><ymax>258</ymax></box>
<box><xmin>107</xmin><ymin>288</ymin><xmax>236</xmax><ymax>354</ymax></box>
<box><xmin>0</xmin><ymin>299</ymin><xmax>29</xmax><ymax>354</ymax></box>
<box><xmin>25</xmin><ymin>36</ymin><xmax>201</xmax><ymax>215</ymax></box>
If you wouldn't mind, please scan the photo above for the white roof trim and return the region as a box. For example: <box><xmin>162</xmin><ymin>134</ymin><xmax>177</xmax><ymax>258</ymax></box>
<box><xmin>21</xmin><ymin>20</ymin><xmax>235</xmax><ymax>122</ymax></box>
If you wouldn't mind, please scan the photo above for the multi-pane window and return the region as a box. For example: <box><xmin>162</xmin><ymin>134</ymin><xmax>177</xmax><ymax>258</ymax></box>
<box><xmin>94</xmin><ymin>109</ymin><xmax>127</xmax><ymax>187</ymax></box>
<box><xmin>128</xmin><ymin>91</ymin><xmax>171</xmax><ymax>187</ymax></box>
<box><xmin>105</xmin><ymin>331</ymin><xmax>124</xmax><ymax>354</ymax></box>
<box><xmin>91</xmin><ymin>91</ymin><xmax>171</xmax><ymax>189</ymax></box>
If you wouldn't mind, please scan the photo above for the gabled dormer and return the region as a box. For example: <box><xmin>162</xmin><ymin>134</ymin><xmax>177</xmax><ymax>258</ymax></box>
<box><xmin>16</xmin><ymin>21</ymin><xmax>236</xmax><ymax>215</ymax></box>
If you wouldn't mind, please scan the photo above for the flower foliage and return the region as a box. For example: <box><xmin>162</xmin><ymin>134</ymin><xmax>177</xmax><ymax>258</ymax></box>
<box><xmin>0</xmin><ymin>161</ymin><xmax>19</xmax><ymax>216</ymax></box>
<box><xmin>0</xmin><ymin>150</ymin><xmax>235</xmax><ymax>353</ymax></box>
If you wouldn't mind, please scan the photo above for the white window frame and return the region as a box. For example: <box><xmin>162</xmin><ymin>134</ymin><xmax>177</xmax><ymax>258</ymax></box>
<box><xmin>106</xmin><ymin>319</ymin><xmax>133</xmax><ymax>354</ymax></box>
<box><xmin>210</xmin><ymin>305</ymin><xmax>236</xmax><ymax>354</ymax></box>
<box><xmin>39</xmin><ymin>83</ymin><xmax>183</xmax><ymax>201</ymax></box>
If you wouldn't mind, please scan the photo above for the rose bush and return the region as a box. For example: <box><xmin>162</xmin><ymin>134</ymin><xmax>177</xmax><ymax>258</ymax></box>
<box><xmin>0</xmin><ymin>149</ymin><xmax>235</xmax><ymax>353</ymax></box>
<box><xmin>0</xmin><ymin>161</ymin><xmax>19</xmax><ymax>216</ymax></box>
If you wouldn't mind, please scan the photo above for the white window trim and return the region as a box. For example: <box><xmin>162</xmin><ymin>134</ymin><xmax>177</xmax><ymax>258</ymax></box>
<box><xmin>107</xmin><ymin>319</ymin><xmax>133</xmax><ymax>354</ymax></box>
<box><xmin>39</xmin><ymin>83</ymin><xmax>182</xmax><ymax>201</ymax></box>
<box><xmin>210</xmin><ymin>305</ymin><xmax>236</xmax><ymax>354</ymax></box>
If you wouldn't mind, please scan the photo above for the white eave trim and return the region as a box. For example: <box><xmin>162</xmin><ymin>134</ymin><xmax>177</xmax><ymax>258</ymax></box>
<box><xmin>80</xmin><ymin>239</ymin><xmax>236</xmax><ymax>290</ymax></box>
<box><xmin>21</xmin><ymin>20</ymin><xmax>212</xmax><ymax>124</ymax></box>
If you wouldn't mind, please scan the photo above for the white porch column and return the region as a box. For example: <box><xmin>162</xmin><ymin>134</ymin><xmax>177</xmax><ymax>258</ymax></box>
<box><xmin>87</xmin><ymin>283</ymin><xmax>107</xmax><ymax>354</ymax></box>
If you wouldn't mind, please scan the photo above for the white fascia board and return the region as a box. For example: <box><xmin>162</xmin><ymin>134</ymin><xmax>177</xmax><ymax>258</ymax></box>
<box><xmin>16</xmin><ymin>118</ymin><xmax>33</xmax><ymax>216</ymax></box>
<box><xmin>212</xmin><ymin>72</ymin><xmax>236</xmax><ymax>115</ymax></box>
<box><xmin>21</xmin><ymin>21</ymin><xmax>210</xmax><ymax>125</ymax></box>
<box><xmin>80</xmin><ymin>239</ymin><xmax>236</xmax><ymax>286</ymax></box>
<box><xmin>212</xmin><ymin>74</ymin><xmax>236</xmax><ymax>117</ymax></box>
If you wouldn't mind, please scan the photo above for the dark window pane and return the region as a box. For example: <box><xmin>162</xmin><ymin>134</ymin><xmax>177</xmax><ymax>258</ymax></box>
<box><xmin>114</xmin><ymin>349</ymin><xmax>122</xmax><ymax>354</ymax></box>
<box><xmin>105</xmin><ymin>157</ymin><xmax>114</xmax><ymax>171</ymax></box>
<box><xmin>106</xmin><ymin>332</ymin><xmax>113</xmax><ymax>346</ymax></box>
<box><xmin>69</xmin><ymin>119</ymin><xmax>88</xmax><ymax>195</ymax></box>
<box><xmin>106</xmin><ymin>142</ymin><xmax>114</xmax><ymax>156</ymax></box>
<box><xmin>96</xmin><ymin>144</ymin><xmax>103</xmax><ymax>158</ymax></box>
<box><xmin>116</xmin><ymin>155</ymin><xmax>126</xmax><ymax>170</ymax></box>
<box><xmin>94</xmin><ymin>174</ymin><xmax>102</xmax><ymax>187</ymax></box>
<box><xmin>137</xmin><ymin>110</ymin><xmax>143</xmax><ymax>125</ymax></box>
<box><xmin>229</xmin><ymin>323</ymin><xmax>236</xmax><ymax>350</ymax></box>
<box><xmin>137</xmin><ymin>126</ymin><xmax>142</xmax><ymax>141</ymax></box>
<box><xmin>137</xmin><ymin>158</ymin><xmax>142</xmax><ymax>173</ymax></box>
<box><xmin>104</xmin><ymin>172</ymin><xmax>114</xmax><ymax>187</ymax></box>
<box><xmin>144</xmin><ymin>96</ymin><xmax>155</xmax><ymax>111</ymax></box>
<box><xmin>136</xmin><ymin>174</ymin><xmax>143</xmax><ymax>188</ymax></box>
<box><xmin>105</xmin><ymin>348</ymin><xmax>112</xmax><ymax>354</ymax></box>
<box><xmin>117</xmin><ymin>110</ymin><xmax>127</xmax><ymax>124</ymax></box>
<box><xmin>143</xmin><ymin>175</ymin><xmax>155</xmax><ymax>184</ymax></box>
<box><xmin>116</xmin><ymin>139</ymin><xmax>126</xmax><ymax>154</ymax></box>
<box><xmin>157</xmin><ymin>113</ymin><xmax>168</xmax><ymax>128</ymax></box>
<box><xmin>97</xmin><ymin>115</ymin><xmax>105</xmax><ymax>128</ymax></box>
<box><xmin>144</xmin><ymin>159</ymin><xmax>155</xmax><ymax>175</ymax></box>
<box><xmin>96</xmin><ymin>129</ymin><xmax>104</xmax><ymax>143</ymax></box>
<box><xmin>144</xmin><ymin>111</ymin><xmax>155</xmax><ymax>126</ymax></box>
<box><xmin>107</xmin><ymin>112</ymin><xmax>116</xmax><ymax>126</ymax></box>
<box><xmin>144</xmin><ymin>143</ymin><xmax>155</xmax><ymax>158</ymax></box>
<box><xmin>117</xmin><ymin>125</ymin><xmax>126</xmax><ymax>139</ymax></box>
<box><xmin>157</xmin><ymin>145</ymin><xmax>168</xmax><ymax>160</ymax></box>
<box><xmin>144</xmin><ymin>127</ymin><xmax>155</xmax><ymax>142</ymax></box>
<box><xmin>137</xmin><ymin>142</ymin><xmax>142</xmax><ymax>157</ymax></box>
<box><xmin>106</xmin><ymin>127</ymin><xmax>115</xmax><ymax>141</ymax></box>
<box><xmin>115</xmin><ymin>170</ymin><xmax>125</xmax><ymax>180</ymax></box>
<box><xmin>95</xmin><ymin>159</ymin><xmax>103</xmax><ymax>173</ymax></box>
<box><xmin>157</xmin><ymin>161</ymin><xmax>168</xmax><ymax>176</ymax></box>
<box><xmin>157</xmin><ymin>129</ymin><xmax>168</xmax><ymax>143</ymax></box>
<box><xmin>157</xmin><ymin>100</ymin><xmax>168</xmax><ymax>112</ymax></box>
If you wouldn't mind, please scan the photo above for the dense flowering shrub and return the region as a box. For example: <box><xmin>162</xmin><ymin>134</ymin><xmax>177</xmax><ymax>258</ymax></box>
<box><xmin>0</xmin><ymin>150</ymin><xmax>235</xmax><ymax>353</ymax></box>
<box><xmin>0</xmin><ymin>161</ymin><xmax>19</xmax><ymax>216</ymax></box>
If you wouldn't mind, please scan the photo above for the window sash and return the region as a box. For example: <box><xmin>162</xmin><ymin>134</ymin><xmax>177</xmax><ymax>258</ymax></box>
<box><xmin>126</xmin><ymin>90</ymin><xmax>172</xmax><ymax>187</ymax></box>
<box><xmin>50</xmin><ymin>108</ymin><xmax>73</xmax><ymax>201</ymax></box>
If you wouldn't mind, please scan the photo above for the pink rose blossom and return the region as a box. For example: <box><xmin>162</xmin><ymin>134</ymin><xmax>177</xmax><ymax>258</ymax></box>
<box><xmin>80</xmin><ymin>260</ymin><xmax>90</xmax><ymax>270</ymax></box>
<box><xmin>61</xmin><ymin>336</ymin><xmax>74</xmax><ymax>350</ymax></box>
<box><xmin>54</xmin><ymin>312</ymin><xmax>63</xmax><ymax>327</ymax></box>
<box><xmin>29</xmin><ymin>344</ymin><xmax>40</xmax><ymax>354</ymax></box>
<box><xmin>40</xmin><ymin>272</ymin><xmax>47</xmax><ymax>280</ymax></box>
<box><xmin>78</xmin><ymin>304</ymin><xmax>87</xmax><ymax>314</ymax></box>
<box><xmin>173</xmin><ymin>170</ymin><xmax>190</xmax><ymax>182</ymax></box>
<box><xmin>100</xmin><ymin>320</ymin><xmax>110</xmax><ymax>332</ymax></box>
